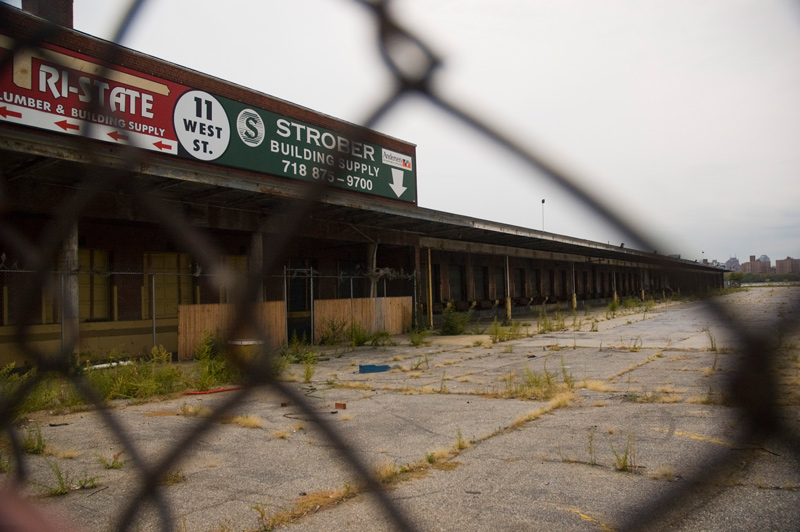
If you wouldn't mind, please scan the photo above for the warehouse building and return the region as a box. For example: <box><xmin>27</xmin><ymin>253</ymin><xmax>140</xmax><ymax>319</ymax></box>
<box><xmin>0</xmin><ymin>4</ymin><xmax>723</xmax><ymax>364</ymax></box>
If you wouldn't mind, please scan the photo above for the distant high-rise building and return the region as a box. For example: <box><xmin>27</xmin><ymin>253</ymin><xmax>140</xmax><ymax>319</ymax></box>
<box><xmin>725</xmin><ymin>257</ymin><xmax>740</xmax><ymax>271</ymax></box>
<box><xmin>776</xmin><ymin>257</ymin><xmax>800</xmax><ymax>274</ymax></box>
<box><xmin>741</xmin><ymin>254</ymin><xmax>773</xmax><ymax>274</ymax></box>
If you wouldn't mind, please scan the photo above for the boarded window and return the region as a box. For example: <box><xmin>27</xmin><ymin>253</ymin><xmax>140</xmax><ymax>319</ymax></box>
<box><xmin>142</xmin><ymin>252</ymin><xmax>192</xmax><ymax>318</ymax></box>
<box><xmin>78</xmin><ymin>249</ymin><xmax>110</xmax><ymax>321</ymax></box>
<box><xmin>495</xmin><ymin>267</ymin><xmax>506</xmax><ymax>299</ymax></box>
<box><xmin>474</xmin><ymin>266</ymin><xmax>487</xmax><ymax>300</ymax></box>
<box><xmin>432</xmin><ymin>264</ymin><xmax>441</xmax><ymax>303</ymax></box>
<box><xmin>449</xmin><ymin>264</ymin><xmax>465</xmax><ymax>302</ymax></box>
<box><xmin>513</xmin><ymin>268</ymin><xmax>525</xmax><ymax>298</ymax></box>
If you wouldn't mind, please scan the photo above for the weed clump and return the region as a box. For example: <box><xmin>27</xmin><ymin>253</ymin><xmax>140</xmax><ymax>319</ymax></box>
<box><xmin>160</xmin><ymin>469</ymin><xmax>186</xmax><ymax>486</ymax></box>
<box><xmin>502</xmin><ymin>363</ymin><xmax>559</xmax><ymax>400</ymax></box>
<box><xmin>489</xmin><ymin>318</ymin><xmax>526</xmax><ymax>343</ymax></box>
<box><xmin>370</xmin><ymin>329</ymin><xmax>397</xmax><ymax>347</ymax></box>
<box><xmin>409</xmin><ymin>329</ymin><xmax>432</xmax><ymax>347</ymax></box>
<box><xmin>611</xmin><ymin>433</ymin><xmax>638</xmax><ymax>472</ymax></box>
<box><xmin>606</xmin><ymin>299</ymin><xmax>620</xmax><ymax>319</ymax></box>
<box><xmin>440</xmin><ymin>306</ymin><xmax>472</xmax><ymax>335</ymax></box>
<box><xmin>317</xmin><ymin>318</ymin><xmax>348</xmax><ymax>346</ymax></box>
<box><xmin>537</xmin><ymin>305</ymin><xmax>553</xmax><ymax>333</ymax></box>
<box><xmin>44</xmin><ymin>461</ymin><xmax>71</xmax><ymax>496</ymax></box>
<box><xmin>23</xmin><ymin>425</ymin><xmax>47</xmax><ymax>454</ymax></box>
<box><xmin>347</xmin><ymin>321</ymin><xmax>371</xmax><ymax>347</ymax></box>
<box><xmin>195</xmin><ymin>332</ymin><xmax>240</xmax><ymax>390</ymax></box>
<box><xmin>97</xmin><ymin>450</ymin><xmax>127</xmax><ymax>469</ymax></box>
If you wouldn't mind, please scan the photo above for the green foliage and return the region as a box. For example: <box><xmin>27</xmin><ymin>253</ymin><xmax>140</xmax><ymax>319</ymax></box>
<box><xmin>288</xmin><ymin>330</ymin><xmax>310</xmax><ymax>354</ymax></box>
<box><xmin>23</xmin><ymin>425</ymin><xmax>47</xmax><ymax>454</ymax></box>
<box><xmin>97</xmin><ymin>450</ymin><xmax>127</xmax><ymax>469</ymax></box>
<box><xmin>0</xmin><ymin>446</ymin><xmax>11</xmax><ymax>473</ymax></box>
<box><xmin>347</xmin><ymin>321</ymin><xmax>371</xmax><ymax>347</ymax></box>
<box><xmin>705</xmin><ymin>327</ymin><xmax>718</xmax><ymax>353</ymax></box>
<box><xmin>611</xmin><ymin>433</ymin><xmax>637</xmax><ymax>472</ymax></box>
<box><xmin>438</xmin><ymin>372</ymin><xmax>449</xmax><ymax>393</ymax></box>
<box><xmin>160</xmin><ymin>469</ymin><xmax>186</xmax><ymax>486</ymax></box>
<box><xmin>77</xmin><ymin>473</ymin><xmax>100</xmax><ymax>490</ymax></box>
<box><xmin>735</xmin><ymin>272</ymin><xmax>800</xmax><ymax>284</ymax></box>
<box><xmin>409</xmin><ymin>329</ymin><xmax>431</xmax><ymax>347</ymax></box>
<box><xmin>456</xmin><ymin>427</ymin><xmax>467</xmax><ymax>450</ymax></box>
<box><xmin>440</xmin><ymin>305</ymin><xmax>472</xmax><ymax>335</ymax></box>
<box><xmin>87</xmin><ymin>347</ymin><xmax>188</xmax><ymax>399</ymax></box>
<box><xmin>44</xmin><ymin>461</ymin><xmax>71</xmax><ymax>495</ymax></box>
<box><xmin>0</xmin><ymin>364</ymin><xmax>83</xmax><ymax>420</ymax></box>
<box><xmin>1</xmin><ymin>336</ymin><xmax>286</xmax><ymax>416</ymax></box>
<box><xmin>412</xmin><ymin>354</ymin><xmax>430</xmax><ymax>370</ymax></box>
<box><xmin>318</xmin><ymin>318</ymin><xmax>348</xmax><ymax>346</ymax></box>
<box><xmin>489</xmin><ymin>317</ymin><xmax>504</xmax><ymax>343</ymax></box>
<box><xmin>370</xmin><ymin>329</ymin><xmax>397</xmax><ymax>347</ymax></box>
<box><xmin>0</xmin><ymin>363</ymin><xmax>25</xmax><ymax>402</ymax></box>
<box><xmin>560</xmin><ymin>356</ymin><xmax>574</xmax><ymax>389</ymax></box>
<box><xmin>302</xmin><ymin>358</ymin><xmax>317</xmax><ymax>383</ymax></box>
<box><xmin>606</xmin><ymin>299</ymin><xmax>620</xmax><ymax>318</ymax></box>
<box><xmin>554</xmin><ymin>309</ymin><xmax>566</xmax><ymax>330</ymax></box>
<box><xmin>489</xmin><ymin>318</ymin><xmax>526</xmax><ymax>343</ymax></box>
<box><xmin>503</xmin><ymin>363</ymin><xmax>558</xmax><ymax>400</ymax></box>
<box><xmin>537</xmin><ymin>306</ymin><xmax>552</xmax><ymax>333</ymax></box>
<box><xmin>252</xmin><ymin>502</ymin><xmax>269</xmax><ymax>530</ymax></box>
<box><xmin>195</xmin><ymin>332</ymin><xmax>240</xmax><ymax>390</ymax></box>
<box><xmin>622</xmin><ymin>297</ymin><xmax>638</xmax><ymax>310</ymax></box>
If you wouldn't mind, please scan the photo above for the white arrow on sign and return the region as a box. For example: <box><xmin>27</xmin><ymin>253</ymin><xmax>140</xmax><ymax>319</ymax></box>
<box><xmin>389</xmin><ymin>168</ymin><xmax>407</xmax><ymax>198</ymax></box>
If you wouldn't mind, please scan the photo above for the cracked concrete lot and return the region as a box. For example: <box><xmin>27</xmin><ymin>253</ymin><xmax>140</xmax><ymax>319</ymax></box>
<box><xmin>8</xmin><ymin>286</ymin><xmax>800</xmax><ymax>531</ymax></box>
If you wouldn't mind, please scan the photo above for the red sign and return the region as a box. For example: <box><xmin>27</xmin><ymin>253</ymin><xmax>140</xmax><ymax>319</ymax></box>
<box><xmin>0</xmin><ymin>33</ymin><xmax>187</xmax><ymax>153</ymax></box>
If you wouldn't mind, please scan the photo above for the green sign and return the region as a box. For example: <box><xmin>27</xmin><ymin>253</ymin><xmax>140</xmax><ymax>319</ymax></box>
<box><xmin>172</xmin><ymin>90</ymin><xmax>416</xmax><ymax>203</ymax></box>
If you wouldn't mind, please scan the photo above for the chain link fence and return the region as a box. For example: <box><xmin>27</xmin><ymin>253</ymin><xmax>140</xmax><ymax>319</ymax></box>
<box><xmin>0</xmin><ymin>2</ymin><xmax>798</xmax><ymax>531</ymax></box>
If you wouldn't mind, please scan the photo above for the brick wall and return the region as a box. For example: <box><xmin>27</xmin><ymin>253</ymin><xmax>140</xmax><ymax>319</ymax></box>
<box><xmin>21</xmin><ymin>0</ymin><xmax>73</xmax><ymax>28</ymax></box>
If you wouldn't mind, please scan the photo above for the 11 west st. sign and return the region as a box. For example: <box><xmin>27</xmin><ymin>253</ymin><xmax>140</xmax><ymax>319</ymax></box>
<box><xmin>0</xmin><ymin>33</ymin><xmax>416</xmax><ymax>203</ymax></box>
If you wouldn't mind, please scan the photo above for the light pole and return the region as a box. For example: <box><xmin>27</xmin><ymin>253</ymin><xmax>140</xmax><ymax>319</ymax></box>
<box><xmin>541</xmin><ymin>199</ymin><xmax>545</xmax><ymax>231</ymax></box>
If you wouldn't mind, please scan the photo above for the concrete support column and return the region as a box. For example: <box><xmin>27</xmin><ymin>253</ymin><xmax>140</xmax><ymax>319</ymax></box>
<box><xmin>612</xmin><ymin>267</ymin><xmax>618</xmax><ymax>303</ymax></box>
<box><xmin>640</xmin><ymin>269</ymin><xmax>645</xmax><ymax>301</ymax></box>
<box><xmin>413</xmin><ymin>244</ymin><xmax>421</xmax><ymax>330</ymax></box>
<box><xmin>505</xmin><ymin>255</ymin><xmax>511</xmax><ymax>321</ymax></box>
<box><xmin>249</xmin><ymin>232</ymin><xmax>264</xmax><ymax>302</ymax></box>
<box><xmin>61</xmin><ymin>223</ymin><xmax>79</xmax><ymax>353</ymax></box>
<box><xmin>427</xmin><ymin>248</ymin><xmax>433</xmax><ymax>329</ymax></box>
<box><xmin>570</xmin><ymin>261</ymin><xmax>577</xmax><ymax>311</ymax></box>
<box><xmin>465</xmin><ymin>254</ymin><xmax>475</xmax><ymax>303</ymax></box>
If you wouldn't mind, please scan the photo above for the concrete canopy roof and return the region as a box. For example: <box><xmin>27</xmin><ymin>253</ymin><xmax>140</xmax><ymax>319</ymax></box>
<box><xmin>0</xmin><ymin>123</ymin><xmax>720</xmax><ymax>273</ymax></box>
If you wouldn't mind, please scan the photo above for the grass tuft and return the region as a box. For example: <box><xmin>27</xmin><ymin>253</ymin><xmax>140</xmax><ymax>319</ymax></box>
<box><xmin>97</xmin><ymin>450</ymin><xmax>127</xmax><ymax>469</ymax></box>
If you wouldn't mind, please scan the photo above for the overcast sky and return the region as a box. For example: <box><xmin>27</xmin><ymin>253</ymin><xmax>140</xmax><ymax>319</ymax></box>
<box><xmin>6</xmin><ymin>0</ymin><xmax>799</xmax><ymax>264</ymax></box>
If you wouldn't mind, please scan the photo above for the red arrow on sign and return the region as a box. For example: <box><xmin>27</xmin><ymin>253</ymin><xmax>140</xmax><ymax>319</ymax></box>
<box><xmin>0</xmin><ymin>106</ymin><xmax>22</xmax><ymax>119</ymax></box>
<box><xmin>108</xmin><ymin>130</ymin><xmax>129</xmax><ymax>142</ymax></box>
<box><xmin>55</xmin><ymin>119</ymin><xmax>80</xmax><ymax>131</ymax></box>
<box><xmin>153</xmin><ymin>140</ymin><xmax>172</xmax><ymax>151</ymax></box>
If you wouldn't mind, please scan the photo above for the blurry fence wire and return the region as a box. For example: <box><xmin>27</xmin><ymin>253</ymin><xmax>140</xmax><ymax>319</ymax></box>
<box><xmin>0</xmin><ymin>1</ymin><xmax>798</xmax><ymax>531</ymax></box>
